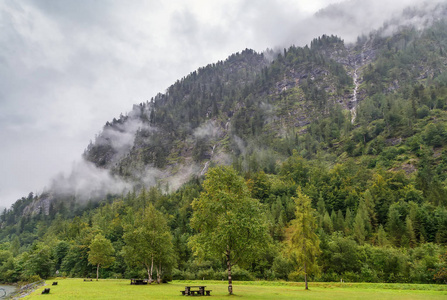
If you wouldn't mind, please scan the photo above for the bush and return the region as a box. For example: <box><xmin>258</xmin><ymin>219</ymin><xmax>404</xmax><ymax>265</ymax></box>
<box><xmin>20</xmin><ymin>274</ymin><xmax>42</xmax><ymax>284</ymax></box>
<box><xmin>288</xmin><ymin>271</ymin><xmax>304</xmax><ymax>282</ymax></box>
<box><xmin>197</xmin><ymin>268</ymin><xmax>217</xmax><ymax>280</ymax></box>
<box><xmin>172</xmin><ymin>269</ymin><xmax>196</xmax><ymax>280</ymax></box>
<box><xmin>417</xmin><ymin>105</ymin><xmax>430</xmax><ymax>119</ymax></box>
<box><xmin>229</xmin><ymin>266</ymin><xmax>255</xmax><ymax>281</ymax></box>
<box><xmin>315</xmin><ymin>272</ymin><xmax>339</xmax><ymax>282</ymax></box>
<box><xmin>342</xmin><ymin>271</ymin><xmax>361</xmax><ymax>282</ymax></box>
<box><xmin>272</xmin><ymin>256</ymin><xmax>293</xmax><ymax>280</ymax></box>
<box><xmin>124</xmin><ymin>268</ymin><xmax>147</xmax><ymax>279</ymax></box>
<box><xmin>360</xmin><ymin>265</ymin><xmax>379</xmax><ymax>282</ymax></box>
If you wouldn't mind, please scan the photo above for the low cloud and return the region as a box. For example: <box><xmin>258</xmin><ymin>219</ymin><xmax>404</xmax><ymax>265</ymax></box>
<box><xmin>193</xmin><ymin>120</ymin><xmax>222</xmax><ymax>140</ymax></box>
<box><xmin>50</xmin><ymin>159</ymin><xmax>131</xmax><ymax>201</ymax></box>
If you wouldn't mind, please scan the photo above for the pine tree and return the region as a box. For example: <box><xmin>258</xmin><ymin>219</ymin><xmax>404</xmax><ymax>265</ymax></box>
<box><xmin>377</xmin><ymin>224</ymin><xmax>389</xmax><ymax>247</ymax></box>
<box><xmin>287</xmin><ymin>188</ymin><xmax>321</xmax><ymax>290</ymax></box>
<box><xmin>353</xmin><ymin>212</ymin><xmax>366</xmax><ymax>244</ymax></box>
<box><xmin>336</xmin><ymin>210</ymin><xmax>345</xmax><ymax>232</ymax></box>
<box><xmin>355</xmin><ymin>197</ymin><xmax>372</xmax><ymax>242</ymax></box>
<box><xmin>404</xmin><ymin>216</ymin><xmax>417</xmax><ymax>248</ymax></box>
<box><xmin>387</xmin><ymin>204</ymin><xmax>403</xmax><ymax>247</ymax></box>
<box><xmin>363</xmin><ymin>190</ymin><xmax>376</xmax><ymax>229</ymax></box>
<box><xmin>323</xmin><ymin>211</ymin><xmax>333</xmax><ymax>234</ymax></box>
<box><xmin>344</xmin><ymin>208</ymin><xmax>353</xmax><ymax>235</ymax></box>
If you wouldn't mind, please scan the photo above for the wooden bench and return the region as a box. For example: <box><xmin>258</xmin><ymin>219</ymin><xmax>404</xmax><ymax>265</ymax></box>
<box><xmin>52</xmin><ymin>282</ymin><xmax>58</xmax><ymax>285</ymax></box>
<box><xmin>84</xmin><ymin>279</ymin><xmax>93</xmax><ymax>281</ymax></box>
<box><xmin>41</xmin><ymin>288</ymin><xmax>50</xmax><ymax>294</ymax></box>
<box><xmin>180</xmin><ymin>289</ymin><xmax>212</xmax><ymax>296</ymax></box>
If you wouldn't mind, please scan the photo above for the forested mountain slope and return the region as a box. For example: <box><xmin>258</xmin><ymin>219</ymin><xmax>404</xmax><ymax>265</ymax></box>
<box><xmin>1</xmin><ymin>3</ymin><xmax>447</xmax><ymax>285</ymax></box>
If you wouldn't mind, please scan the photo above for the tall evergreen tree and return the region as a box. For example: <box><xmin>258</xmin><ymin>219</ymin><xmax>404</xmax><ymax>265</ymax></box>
<box><xmin>287</xmin><ymin>188</ymin><xmax>321</xmax><ymax>290</ymax></box>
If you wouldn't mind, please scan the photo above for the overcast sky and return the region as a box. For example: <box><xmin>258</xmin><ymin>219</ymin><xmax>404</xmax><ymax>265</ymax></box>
<box><xmin>0</xmin><ymin>0</ymin><xmax>435</xmax><ymax>208</ymax></box>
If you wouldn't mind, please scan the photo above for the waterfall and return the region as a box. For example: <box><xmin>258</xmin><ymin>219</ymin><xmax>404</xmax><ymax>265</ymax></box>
<box><xmin>200</xmin><ymin>145</ymin><xmax>216</xmax><ymax>176</ymax></box>
<box><xmin>350</xmin><ymin>64</ymin><xmax>360</xmax><ymax>123</ymax></box>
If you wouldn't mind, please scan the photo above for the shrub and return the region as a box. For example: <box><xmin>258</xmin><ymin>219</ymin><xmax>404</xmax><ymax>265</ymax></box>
<box><xmin>417</xmin><ymin>105</ymin><xmax>430</xmax><ymax>119</ymax></box>
<box><xmin>20</xmin><ymin>274</ymin><xmax>42</xmax><ymax>284</ymax></box>
<box><xmin>229</xmin><ymin>266</ymin><xmax>255</xmax><ymax>281</ymax></box>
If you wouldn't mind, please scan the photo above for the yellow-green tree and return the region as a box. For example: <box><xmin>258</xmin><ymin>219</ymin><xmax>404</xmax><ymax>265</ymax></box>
<box><xmin>88</xmin><ymin>233</ymin><xmax>115</xmax><ymax>280</ymax></box>
<box><xmin>122</xmin><ymin>204</ymin><xmax>175</xmax><ymax>283</ymax></box>
<box><xmin>287</xmin><ymin>188</ymin><xmax>320</xmax><ymax>290</ymax></box>
<box><xmin>189</xmin><ymin>166</ymin><xmax>269</xmax><ymax>295</ymax></box>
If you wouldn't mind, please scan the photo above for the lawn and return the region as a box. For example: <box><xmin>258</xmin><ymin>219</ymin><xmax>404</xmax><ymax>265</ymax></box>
<box><xmin>22</xmin><ymin>279</ymin><xmax>447</xmax><ymax>299</ymax></box>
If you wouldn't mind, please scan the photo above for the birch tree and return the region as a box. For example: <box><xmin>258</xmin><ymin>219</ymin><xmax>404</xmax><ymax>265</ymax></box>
<box><xmin>88</xmin><ymin>233</ymin><xmax>115</xmax><ymax>280</ymax></box>
<box><xmin>123</xmin><ymin>204</ymin><xmax>174</xmax><ymax>282</ymax></box>
<box><xmin>189</xmin><ymin>166</ymin><xmax>269</xmax><ymax>295</ymax></box>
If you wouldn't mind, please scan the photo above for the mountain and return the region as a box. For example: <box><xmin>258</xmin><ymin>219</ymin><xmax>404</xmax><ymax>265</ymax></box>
<box><xmin>81</xmin><ymin>2</ymin><xmax>447</xmax><ymax>190</ymax></box>
<box><xmin>1</xmin><ymin>1</ymin><xmax>446</xmax><ymax>220</ymax></box>
<box><xmin>1</xmin><ymin>1</ymin><xmax>447</xmax><ymax>284</ymax></box>
<box><xmin>4</xmin><ymin>2</ymin><xmax>447</xmax><ymax>216</ymax></box>
<box><xmin>82</xmin><ymin>37</ymin><xmax>353</xmax><ymax>181</ymax></box>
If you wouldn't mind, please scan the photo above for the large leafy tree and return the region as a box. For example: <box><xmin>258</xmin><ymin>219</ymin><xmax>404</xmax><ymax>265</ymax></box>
<box><xmin>189</xmin><ymin>166</ymin><xmax>270</xmax><ymax>294</ymax></box>
<box><xmin>123</xmin><ymin>204</ymin><xmax>175</xmax><ymax>282</ymax></box>
<box><xmin>88</xmin><ymin>233</ymin><xmax>115</xmax><ymax>280</ymax></box>
<box><xmin>20</xmin><ymin>242</ymin><xmax>54</xmax><ymax>279</ymax></box>
<box><xmin>286</xmin><ymin>188</ymin><xmax>320</xmax><ymax>290</ymax></box>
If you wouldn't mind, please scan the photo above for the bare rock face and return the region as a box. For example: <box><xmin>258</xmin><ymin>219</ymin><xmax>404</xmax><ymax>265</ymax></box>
<box><xmin>22</xmin><ymin>193</ymin><xmax>53</xmax><ymax>217</ymax></box>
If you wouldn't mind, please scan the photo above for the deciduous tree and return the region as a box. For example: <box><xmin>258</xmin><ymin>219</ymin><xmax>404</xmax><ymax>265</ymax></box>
<box><xmin>189</xmin><ymin>166</ymin><xmax>269</xmax><ymax>294</ymax></box>
<box><xmin>123</xmin><ymin>204</ymin><xmax>175</xmax><ymax>283</ymax></box>
<box><xmin>88</xmin><ymin>233</ymin><xmax>115</xmax><ymax>280</ymax></box>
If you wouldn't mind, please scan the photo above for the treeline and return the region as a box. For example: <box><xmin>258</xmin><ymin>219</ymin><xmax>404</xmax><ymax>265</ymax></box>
<box><xmin>1</xmin><ymin>153</ymin><xmax>446</xmax><ymax>284</ymax></box>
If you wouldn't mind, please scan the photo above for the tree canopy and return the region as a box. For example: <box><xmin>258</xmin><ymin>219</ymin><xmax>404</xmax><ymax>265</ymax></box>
<box><xmin>189</xmin><ymin>166</ymin><xmax>270</xmax><ymax>294</ymax></box>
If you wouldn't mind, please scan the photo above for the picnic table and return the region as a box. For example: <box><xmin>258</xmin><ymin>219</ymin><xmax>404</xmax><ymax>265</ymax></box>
<box><xmin>130</xmin><ymin>278</ymin><xmax>149</xmax><ymax>285</ymax></box>
<box><xmin>181</xmin><ymin>285</ymin><xmax>212</xmax><ymax>296</ymax></box>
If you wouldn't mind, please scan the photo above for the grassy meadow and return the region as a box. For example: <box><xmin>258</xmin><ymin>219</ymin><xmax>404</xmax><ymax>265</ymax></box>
<box><xmin>22</xmin><ymin>279</ymin><xmax>447</xmax><ymax>299</ymax></box>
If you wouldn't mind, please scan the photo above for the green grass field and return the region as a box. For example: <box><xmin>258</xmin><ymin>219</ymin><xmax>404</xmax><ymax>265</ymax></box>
<box><xmin>22</xmin><ymin>279</ymin><xmax>447</xmax><ymax>299</ymax></box>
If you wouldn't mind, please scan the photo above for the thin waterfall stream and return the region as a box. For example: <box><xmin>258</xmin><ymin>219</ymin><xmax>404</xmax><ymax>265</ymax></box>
<box><xmin>200</xmin><ymin>144</ymin><xmax>216</xmax><ymax>175</ymax></box>
<box><xmin>350</xmin><ymin>64</ymin><xmax>360</xmax><ymax>123</ymax></box>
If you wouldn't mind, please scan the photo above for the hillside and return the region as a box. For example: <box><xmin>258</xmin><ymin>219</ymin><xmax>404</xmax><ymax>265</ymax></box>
<box><xmin>1</xmin><ymin>2</ymin><xmax>447</xmax><ymax>285</ymax></box>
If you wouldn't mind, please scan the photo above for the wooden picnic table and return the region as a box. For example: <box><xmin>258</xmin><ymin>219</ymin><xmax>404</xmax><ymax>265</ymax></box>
<box><xmin>130</xmin><ymin>278</ymin><xmax>148</xmax><ymax>285</ymax></box>
<box><xmin>181</xmin><ymin>285</ymin><xmax>212</xmax><ymax>296</ymax></box>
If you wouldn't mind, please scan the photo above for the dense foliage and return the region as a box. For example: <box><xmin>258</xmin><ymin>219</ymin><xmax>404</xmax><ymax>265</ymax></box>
<box><xmin>1</xmin><ymin>154</ymin><xmax>447</xmax><ymax>284</ymax></box>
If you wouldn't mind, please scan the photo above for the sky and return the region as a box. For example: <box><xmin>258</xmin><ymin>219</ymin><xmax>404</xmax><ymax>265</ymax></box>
<box><xmin>0</xmin><ymin>0</ymin><xmax>437</xmax><ymax>208</ymax></box>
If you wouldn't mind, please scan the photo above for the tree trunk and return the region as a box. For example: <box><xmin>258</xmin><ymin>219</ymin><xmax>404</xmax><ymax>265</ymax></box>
<box><xmin>146</xmin><ymin>261</ymin><xmax>152</xmax><ymax>282</ymax></box>
<box><xmin>150</xmin><ymin>256</ymin><xmax>154</xmax><ymax>282</ymax></box>
<box><xmin>96</xmin><ymin>263</ymin><xmax>100</xmax><ymax>281</ymax></box>
<box><xmin>304</xmin><ymin>260</ymin><xmax>308</xmax><ymax>290</ymax></box>
<box><xmin>303</xmin><ymin>211</ymin><xmax>308</xmax><ymax>290</ymax></box>
<box><xmin>146</xmin><ymin>268</ymin><xmax>152</xmax><ymax>283</ymax></box>
<box><xmin>226</xmin><ymin>247</ymin><xmax>233</xmax><ymax>295</ymax></box>
<box><xmin>157</xmin><ymin>260</ymin><xmax>161</xmax><ymax>284</ymax></box>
